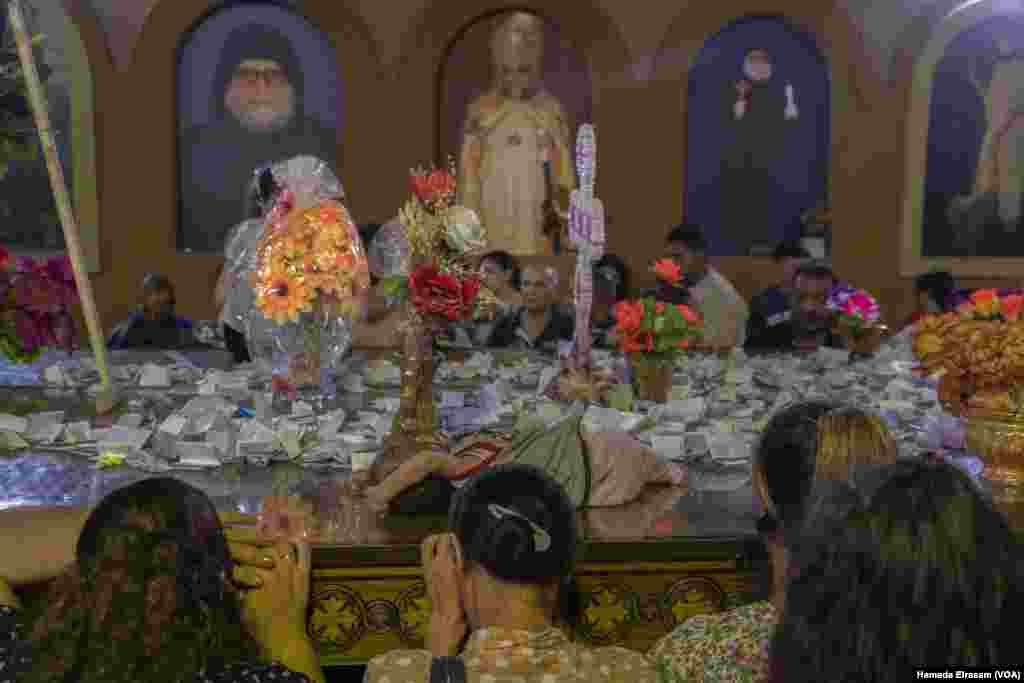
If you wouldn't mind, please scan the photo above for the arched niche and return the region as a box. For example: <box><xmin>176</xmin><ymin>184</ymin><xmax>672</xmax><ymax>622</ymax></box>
<box><xmin>175</xmin><ymin>0</ymin><xmax>342</xmax><ymax>253</ymax></box>
<box><xmin>899</xmin><ymin>0</ymin><xmax>1024</xmax><ymax>276</ymax></box>
<box><xmin>1</xmin><ymin>0</ymin><xmax>100</xmax><ymax>272</ymax></box>
<box><xmin>683</xmin><ymin>15</ymin><xmax>830</xmax><ymax>256</ymax></box>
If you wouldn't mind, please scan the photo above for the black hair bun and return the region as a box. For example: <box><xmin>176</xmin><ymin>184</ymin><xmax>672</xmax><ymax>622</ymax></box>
<box><xmin>481</xmin><ymin>513</ymin><xmax>540</xmax><ymax>569</ymax></box>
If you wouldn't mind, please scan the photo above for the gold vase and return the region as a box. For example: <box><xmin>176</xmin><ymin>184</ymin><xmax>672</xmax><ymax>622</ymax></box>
<box><xmin>964</xmin><ymin>407</ymin><xmax>1024</xmax><ymax>503</ymax></box>
<box><xmin>630</xmin><ymin>355</ymin><xmax>673</xmax><ymax>403</ymax></box>
<box><xmin>397</xmin><ymin>316</ymin><xmax>436</xmax><ymax>448</ymax></box>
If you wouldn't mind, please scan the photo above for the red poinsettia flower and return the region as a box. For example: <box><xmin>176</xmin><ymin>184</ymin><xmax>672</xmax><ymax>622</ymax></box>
<box><xmin>411</xmin><ymin>169</ymin><xmax>456</xmax><ymax>206</ymax></box>
<box><xmin>652</xmin><ymin>258</ymin><xmax>682</xmax><ymax>285</ymax></box>
<box><xmin>409</xmin><ymin>265</ymin><xmax>479</xmax><ymax>320</ymax></box>
<box><xmin>0</xmin><ymin>247</ymin><xmax>10</xmax><ymax>269</ymax></box>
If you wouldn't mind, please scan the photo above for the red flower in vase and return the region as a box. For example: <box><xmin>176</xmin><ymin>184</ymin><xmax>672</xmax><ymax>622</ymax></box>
<box><xmin>409</xmin><ymin>265</ymin><xmax>480</xmax><ymax>320</ymax></box>
<box><xmin>411</xmin><ymin>169</ymin><xmax>456</xmax><ymax>208</ymax></box>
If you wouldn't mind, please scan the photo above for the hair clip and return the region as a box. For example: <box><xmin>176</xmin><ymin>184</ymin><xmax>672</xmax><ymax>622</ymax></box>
<box><xmin>488</xmin><ymin>504</ymin><xmax>551</xmax><ymax>552</ymax></box>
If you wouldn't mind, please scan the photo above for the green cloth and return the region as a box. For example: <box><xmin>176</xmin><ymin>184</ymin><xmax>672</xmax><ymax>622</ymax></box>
<box><xmin>503</xmin><ymin>415</ymin><xmax>591</xmax><ymax>509</ymax></box>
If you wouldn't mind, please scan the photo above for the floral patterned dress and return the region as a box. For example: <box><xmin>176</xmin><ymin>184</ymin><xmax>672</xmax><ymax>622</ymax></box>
<box><xmin>364</xmin><ymin>625</ymin><xmax>656</xmax><ymax>683</ymax></box>
<box><xmin>647</xmin><ymin>601</ymin><xmax>777</xmax><ymax>683</ymax></box>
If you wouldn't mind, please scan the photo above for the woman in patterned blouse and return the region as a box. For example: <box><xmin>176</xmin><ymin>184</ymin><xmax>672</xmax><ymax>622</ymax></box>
<box><xmin>0</xmin><ymin>477</ymin><xmax>323</xmax><ymax>683</ymax></box>
<box><xmin>365</xmin><ymin>464</ymin><xmax>657</xmax><ymax>683</ymax></box>
<box><xmin>648</xmin><ymin>402</ymin><xmax>898</xmax><ymax>682</ymax></box>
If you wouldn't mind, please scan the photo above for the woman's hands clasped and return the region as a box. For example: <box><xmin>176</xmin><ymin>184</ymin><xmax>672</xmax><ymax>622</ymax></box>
<box><xmin>422</xmin><ymin>532</ymin><xmax>469</xmax><ymax>656</ymax></box>
<box><xmin>226</xmin><ymin>526</ymin><xmax>312</xmax><ymax>653</ymax></box>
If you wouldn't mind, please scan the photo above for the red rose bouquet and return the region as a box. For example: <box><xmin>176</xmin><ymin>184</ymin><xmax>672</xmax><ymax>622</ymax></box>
<box><xmin>382</xmin><ymin>158</ymin><xmax>489</xmax><ymax>325</ymax></box>
<box><xmin>0</xmin><ymin>248</ymin><xmax>79</xmax><ymax>363</ymax></box>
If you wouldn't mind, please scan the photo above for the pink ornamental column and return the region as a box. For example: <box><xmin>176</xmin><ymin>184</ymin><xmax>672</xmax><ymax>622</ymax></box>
<box><xmin>568</xmin><ymin>124</ymin><xmax>605</xmax><ymax>370</ymax></box>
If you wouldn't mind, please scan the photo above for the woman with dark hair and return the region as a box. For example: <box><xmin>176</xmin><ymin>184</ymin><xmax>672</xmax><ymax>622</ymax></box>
<box><xmin>591</xmin><ymin>254</ymin><xmax>629</xmax><ymax>348</ymax></box>
<box><xmin>649</xmin><ymin>402</ymin><xmax>898</xmax><ymax>682</ymax></box>
<box><xmin>0</xmin><ymin>477</ymin><xmax>323</xmax><ymax>683</ymax></box>
<box><xmin>366</xmin><ymin>464</ymin><xmax>656</xmax><ymax>682</ymax></box>
<box><xmin>772</xmin><ymin>461</ymin><xmax>1022</xmax><ymax>681</ymax></box>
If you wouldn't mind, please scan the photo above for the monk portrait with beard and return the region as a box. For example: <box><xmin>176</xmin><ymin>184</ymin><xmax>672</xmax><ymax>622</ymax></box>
<box><xmin>178</xmin><ymin>24</ymin><xmax>338</xmax><ymax>253</ymax></box>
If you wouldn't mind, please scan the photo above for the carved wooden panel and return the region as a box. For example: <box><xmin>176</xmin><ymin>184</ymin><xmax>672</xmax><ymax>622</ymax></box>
<box><xmin>308</xmin><ymin>560</ymin><xmax>763</xmax><ymax>666</ymax></box>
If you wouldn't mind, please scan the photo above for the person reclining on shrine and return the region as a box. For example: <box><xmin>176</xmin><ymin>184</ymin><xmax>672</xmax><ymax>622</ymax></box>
<box><xmin>0</xmin><ymin>477</ymin><xmax>325</xmax><ymax>683</ymax></box>
<box><xmin>487</xmin><ymin>264</ymin><xmax>573</xmax><ymax>352</ymax></box>
<box><xmin>107</xmin><ymin>273</ymin><xmax>195</xmax><ymax>349</ymax></box>
<box><xmin>365</xmin><ymin>464</ymin><xmax>657</xmax><ymax>683</ymax></box>
<box><xmin>770</xmin><ymin>460</ymin><xmax>1021</xmax><ymax>681</ymax></box>
<box><xmin>648</xmin><ymin>401</ymin><xmax>898</xmax><ymax>682</ymax></box>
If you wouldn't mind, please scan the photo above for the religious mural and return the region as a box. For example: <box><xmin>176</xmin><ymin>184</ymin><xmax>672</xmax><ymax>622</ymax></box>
<box><xmin>921</xmin><ymin>15</ymin><xmax>1024</xmax><ymax>258</ymax></box>
<box><xmin>684</xmin><ymin>16</ymin><xmax>830</xmax><ymax>256</ymax></box>
<box><xmin>441</xmin><ymin>11</ymin><xmax>592</xmax><ymax>257</ymax></box>
<box><xmin>0</xmin><ymin>1</ymin><xmax>80</xmax><ymax>252</ymax></box>
<box><xmin>177</xmin><ymin>1</ymin><xmax>340</xmax><ymax>253</ymax></box>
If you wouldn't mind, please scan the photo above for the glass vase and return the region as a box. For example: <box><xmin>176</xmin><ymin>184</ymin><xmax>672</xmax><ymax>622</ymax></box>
<box><xmin>246</xmin><ymin>303</ymin><xmax>352</xmax><ymax>394</ymax></box>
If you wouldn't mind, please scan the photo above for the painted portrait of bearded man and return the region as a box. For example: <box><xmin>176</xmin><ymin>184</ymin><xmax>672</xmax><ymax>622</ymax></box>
<box><xmin>177</xmin><ymin>9</ymin><xmax>339</xmax><ymax>253</ymax></box>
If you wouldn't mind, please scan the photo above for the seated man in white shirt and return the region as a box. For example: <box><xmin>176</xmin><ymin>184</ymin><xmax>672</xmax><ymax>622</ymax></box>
<box><xmin>665</xmin><ymin>224</ymin><xmax>749</xmax><ymax>349</ymax></box>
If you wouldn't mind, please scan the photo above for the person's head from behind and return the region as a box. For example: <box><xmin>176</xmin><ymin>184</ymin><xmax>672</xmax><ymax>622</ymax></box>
<box><xmin>23</xmin><ymin>477</ymin><xmax>258</xmax><ymax>682</ymax></box>
<box><xmin>216</xmin><ymin>25</ymin><xmax>301</xmax><ymax>134</ymax></box>
<box><xmin>480</xmin><ymin>250</ymin><xmax>521</xmax><ymax>294</ymax></box>
<box><xmin>447</xmin><ymin>465</ymin><xmax>579</xmax><ymax>629</ymax></box>
<box><xmin>520</xmin><ymin>264</ymin><xmax>551</xmax><ymax>312</ymax></box>
<box><xmin>772</xmin><ymin>239</ymin><xmax>810</xmax><ymax>285</ymax></box>
<box><xmin>665</xmin><ymin>224</ymin><xmax>708</xmax><ymax>277</ymax></box>
<box><xmin>773</xmin><ymin>461</ymin><xmax>1020</xmax><ymax>679</ymax></box>
<box><xmin>914</xmin><ymin>271</ymin><xmax>956</xmax><ymax>314</ymax></box>
<box><xmin>140</xmin><ymin>274</ymin><xmax>176</xmax><ymax>322</ymax></box>
<box><xmin>755</xmin><ymin>401</ymin><xmax>897</xmax><ymax>540</ymax></box>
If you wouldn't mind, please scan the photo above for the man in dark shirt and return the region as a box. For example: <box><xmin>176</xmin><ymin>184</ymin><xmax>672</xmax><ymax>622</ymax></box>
<box><xmin>746</xmin><ymin>260</ymin><xmax>839</xmax><ymax>353</ymax></box>
<box><xmin>745</xmin><ymin>239</ymin><xmax>809</xmax><ymax>350</ymax></box>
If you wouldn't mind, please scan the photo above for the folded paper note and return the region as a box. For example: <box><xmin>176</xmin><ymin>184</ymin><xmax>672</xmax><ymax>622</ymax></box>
<box><xmin>139</xmin><ymin>364</ymin><xmax>171</xmax><ymax>387</ymax></box>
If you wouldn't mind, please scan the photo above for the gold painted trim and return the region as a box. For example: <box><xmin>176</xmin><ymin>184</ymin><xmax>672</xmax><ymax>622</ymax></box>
<box><xmin>311</xmin><ymin>559</ymin><xmax>737</xmax><ymax>580</ymax></box>
<box><xmin>900</xmin><ymin>0</ymin><xmax>1024</xmax><ymax>277</ymax></box>
<box><xmin>577</xmin><ymin>560</ymin><xmax>735</xmax><ymax>574</ymax></box>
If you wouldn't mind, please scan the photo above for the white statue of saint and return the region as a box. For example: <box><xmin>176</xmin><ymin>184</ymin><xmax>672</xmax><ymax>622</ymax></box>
<box><xmin>457</xmin><ymin>12</ymin><xmax>575</xmax><ymax>256</ymax></box>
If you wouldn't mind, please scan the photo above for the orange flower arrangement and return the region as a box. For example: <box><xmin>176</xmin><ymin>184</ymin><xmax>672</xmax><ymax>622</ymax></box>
<box><xmin>254</xmin><ymin>199</ymin><xmax>370</xmax><ymax>324</ymax></box>
<box><xmin>913</xmin><ymin>288</ymin><xmax>1024</xmax><ymax>413</ymax></box>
